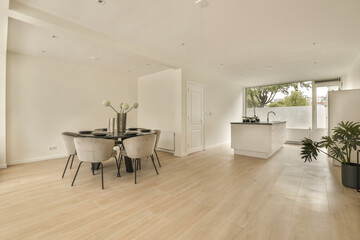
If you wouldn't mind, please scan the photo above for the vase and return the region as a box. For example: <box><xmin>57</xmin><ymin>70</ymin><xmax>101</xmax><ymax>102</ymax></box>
<box><xmin>341</xmin><ymin>163</ymin><xmax>360</xmax><ymax>189</ymax></box>
<box><xmin>117</xmin><ymin>113</ymin><xmax>127</xmax><ymax>133</ymax></box>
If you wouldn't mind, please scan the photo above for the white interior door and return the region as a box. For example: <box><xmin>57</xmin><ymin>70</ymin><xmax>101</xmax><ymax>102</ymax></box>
<box><xmin>187</xmin><ymin>82</ymin><xmax>204</xmax><ymax>154</ymax></box>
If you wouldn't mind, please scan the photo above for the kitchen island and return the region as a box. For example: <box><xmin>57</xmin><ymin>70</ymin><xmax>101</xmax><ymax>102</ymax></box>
<box><xmin>231</xmin><ymin>121</ymin><xmax>286</xmax><ymax>159</ymax></box>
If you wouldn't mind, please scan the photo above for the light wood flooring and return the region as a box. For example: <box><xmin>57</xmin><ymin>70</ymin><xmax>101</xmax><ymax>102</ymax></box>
<box><xmin>0</xmin><ymin>144</ymin><xmax>359</xmax><ymax>240</ymax></box>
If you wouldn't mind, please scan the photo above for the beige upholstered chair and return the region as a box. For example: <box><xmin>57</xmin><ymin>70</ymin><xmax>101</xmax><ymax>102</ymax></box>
<box><xmin>154</xmin><ymin>130</ymin><xmax>162</xmax><ymax>167</ymax></box>
<box><xmin>121</xmin><ymin>134</ymin><xmax>158</xmax><ymax>184</ymax></box>
<box><xmin>72</xmin><ymin>137</ymin><xmax>119</xmax><ymax>189</ymax></box>
<box><xmin>61</xmin><ymin>132</ymin><xmax>79</xmax><ymax>178</ymax></box>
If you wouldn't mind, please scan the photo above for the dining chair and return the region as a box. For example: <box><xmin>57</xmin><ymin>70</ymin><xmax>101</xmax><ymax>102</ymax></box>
<box><xmin>61</xmin><ymin>132</ymin><xmax>79</xmax><ymax>178</ymax></box>
<box><xmin>72</xmin><ymin>137</ymin><xmax>119</xmax><ymax>189</ymax></box>
<box><xmin>120</xmin><ymin>134</ymin><xmax>158</xmax><ymax>184</ymax></box>
<box><xmin>154</xmin><ymin>130</ymin><xmax>162</xmax><ymax>167</ymax></box>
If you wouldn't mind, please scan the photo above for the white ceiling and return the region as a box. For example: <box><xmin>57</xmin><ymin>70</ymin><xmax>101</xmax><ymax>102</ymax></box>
<box><xmin>8</xmin><ymin>0</ymin><xmax>360</xmax><ymax>86</ymax></box>
<box><xmin>7</xmin><ymin>18</ymin><xmax>169</xmax><ymax>78</ymax></box>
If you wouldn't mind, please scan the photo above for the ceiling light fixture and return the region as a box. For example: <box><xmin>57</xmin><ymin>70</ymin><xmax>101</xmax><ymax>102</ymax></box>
<box><xmin>97</xmin><ymin>0</ymin><xmax>105</xmax><ymax>5</ymax></box>
<box><xmin>90</xmin><ymin>56</ymin><xmax>99</xmax><ymax>60</ymax></box>
<box><xmin>41</xmin><ymin>50</ymin><xmax>47</xmax><ymax>53</ymax></box>
<box><xmin>266</xmin><ymin>66</ymin><xmax>272</xmax><ymax>70</ymax></box>
<box><xmin>51</xmin><ymin>35</ymin><xmax>57</xmax><ymax>38</ymax></box>
<box><xmin>181</xmin><ymin>43</ymin><xmax>185</xmax><ymax>46</ymax></box>
<box><xmin>195</xmin><ymin>0</ymin><xmax>209</xmax><ymax>8</ymax></box>
<box><xmin>314</xmin><ymin>61</ymin><xmax>318</xmax><ymax>64</ymax></box>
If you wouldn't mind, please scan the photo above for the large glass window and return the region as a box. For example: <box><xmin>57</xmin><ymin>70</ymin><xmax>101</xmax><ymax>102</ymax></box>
<box><xmin>246</xmin><ymin>81</ymin><xmax>312</xmax><ymax>128</ymax></box>
<box><xmin>245</xmin><ymin>80</ymin><xmax>340</xmax><ymax>130</ymax></box>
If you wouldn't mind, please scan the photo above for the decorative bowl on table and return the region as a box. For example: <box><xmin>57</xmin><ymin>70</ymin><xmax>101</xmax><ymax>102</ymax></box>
<box><xmin>141</xmin><ymin>129</ymin><xmax>151</xmax><ymax>133</ymax></box>
<box><xmin>93</xmin><ymin>132</ymin><xmax>107</xmax><ymax>137</ymax></box>
<box><xmin>79</xmin><ymin>130</ymin><xmax>92</xmax><ymax>134</ymax></box>
<box><xmin>126</xmin><ymin>132</ymin><xmax>137</xmax><ymax>136</ymax></box>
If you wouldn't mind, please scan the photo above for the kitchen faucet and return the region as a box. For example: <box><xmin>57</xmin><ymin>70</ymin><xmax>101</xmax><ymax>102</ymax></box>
<box><xmin>267</xmin><ymin>111</ymin><xmax>276</xmax><ymax>123</ymax></box>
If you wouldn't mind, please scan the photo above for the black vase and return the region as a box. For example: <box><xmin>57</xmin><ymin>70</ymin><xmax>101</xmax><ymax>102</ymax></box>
<box><xmin>341</xmin><ymin>163</ymin><xmax>360</xmax><ymax>189</ymax></box>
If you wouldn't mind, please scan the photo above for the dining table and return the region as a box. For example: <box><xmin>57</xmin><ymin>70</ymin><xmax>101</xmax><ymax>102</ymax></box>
<box><xmin>77</xmin><ymin>128</ymin><xmax>155</xmax><ymax>173</ymax></box>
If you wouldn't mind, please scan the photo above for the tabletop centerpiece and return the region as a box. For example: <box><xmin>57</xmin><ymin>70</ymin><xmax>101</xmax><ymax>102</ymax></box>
<box><xmin>103</xmin><ymin>100</ymin><xmax>139</xmax><ymax>133</ymax></box>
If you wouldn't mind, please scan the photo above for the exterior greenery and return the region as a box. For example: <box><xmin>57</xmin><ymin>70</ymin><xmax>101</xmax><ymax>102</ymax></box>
<box><xmin>247</xmin><ymin>82</ymin><xmax>311</xmax><ymax>108</ymax></box>
<box><xmin>300</xmin><ymin>121</ymin><xmax>360</xmax><ymax>165</ymax></box>
<box><xmin>268</xmin><ymin>91</ymin><xmax>310</xmax><ymax>107</ymax></box>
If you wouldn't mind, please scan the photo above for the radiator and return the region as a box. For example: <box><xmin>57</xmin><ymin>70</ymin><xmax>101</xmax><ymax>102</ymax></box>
<box><xmin>157</xmin><ymin>131</ymin><xmax>175</xmax><ymax>151</ymax></box>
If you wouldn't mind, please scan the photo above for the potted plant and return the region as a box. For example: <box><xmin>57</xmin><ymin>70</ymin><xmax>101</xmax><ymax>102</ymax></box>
<box><xmin>300</xmin><ymin>121</ymin><xmax>360</xmax><ymax>189</ymax></box>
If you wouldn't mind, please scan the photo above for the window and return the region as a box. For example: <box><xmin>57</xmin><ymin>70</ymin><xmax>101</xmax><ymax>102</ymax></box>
<box><xmin>245</xmin><ymin>79</ymin><xmax>340</xmax><ymax>130</ymax></box>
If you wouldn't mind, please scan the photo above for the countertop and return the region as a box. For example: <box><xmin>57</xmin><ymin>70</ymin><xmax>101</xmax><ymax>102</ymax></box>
<box><xmin>231</xmin><ymin>121</ymin><xmax>286</xmax><ymax>125</ymax></box>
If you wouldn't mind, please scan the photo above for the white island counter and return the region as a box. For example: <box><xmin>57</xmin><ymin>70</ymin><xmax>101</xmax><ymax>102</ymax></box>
<box><xmin>231</xmin><ymin>121</ymin><xmax>286</xmax><ymax>159</ymax></box>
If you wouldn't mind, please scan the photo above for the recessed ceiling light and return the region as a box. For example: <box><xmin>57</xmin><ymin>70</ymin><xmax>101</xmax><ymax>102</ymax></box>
<box><xmin>181</xmin><ymin>43</ymin><xmax>185</xmax><ymax>46</ymax></box>
<box><xmin>266</xmin><ymin>66</ymin><xmax>272</xmax><ymax>70</ymax></box>
<box><xmin>97</xmin><ymin>0</ymin><xmax>105</xmax><ymax>5</ymax></box>
<box><xmin>90</xmin><ymin>56</ymin><xmax>99</xmax><ymax>60</ymax></box>
<box><xmin>195</xmin><ymin>0</ymin><xmax>209</xmax><ymax>8</ymax></box>
<box><xmin>41</xmin><ymin>50</ymin><xmax>47</xmax><ymax>53</ymax></box>
<box><xmin>51</xmin><ymin>35</ymin><xmax>57</xmax><ymax>39</ymax></box>
<box><xmin>313</xmin><ymin>42</ymin><xmax>317</xmax><ymax>45</ymax></box>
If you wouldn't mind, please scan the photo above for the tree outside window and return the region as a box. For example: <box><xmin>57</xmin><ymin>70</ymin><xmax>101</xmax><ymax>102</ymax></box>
<box><xmin>246</xmin><ymin>81</ymin><xmax>312</xmax><ymax>108</ymax></box>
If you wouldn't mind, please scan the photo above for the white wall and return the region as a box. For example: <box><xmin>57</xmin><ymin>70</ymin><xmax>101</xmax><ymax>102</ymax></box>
<box><xmin>138</xmin><ymin>67</ymin><xmax>243</xmax><ymax>156</ymax></box>
<box><xmin>6</xmin><ymin>52</ymin><xmax>138</xmax><ymax>165</ymax></box>
<box><xmin>138</xmin><ymin>69</ymin><xmax>183</xmax><ymax>156</ymax></box>
<box><xmin>342</xmin><ymin>54</ymin><xmax>360</xmax><ymax>90</ymax></box>
<box><xmin>0</xmin><ymin>0</ymin><xmax>9</xmax><ymax>169</ymax></box>
<box><xmin>182</xmin><ymin>68</ymin><xmax>243</xmax><ymax>149</ymax></box>
<box><xmin>328</xmin><ymin>90</ymin><xmax>360</xmax><ymax>164</ymax></box>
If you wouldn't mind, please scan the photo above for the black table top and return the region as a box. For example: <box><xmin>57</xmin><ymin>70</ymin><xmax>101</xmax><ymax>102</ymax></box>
<box><xmin>231</xmin><ymin>121</ymin><xmax>286</xmax><ymax>125</ymax></box>
<box><xmin>77</xmin><ymin>129</ymin><xmax>155</xmax><ymax>140</ymax></box>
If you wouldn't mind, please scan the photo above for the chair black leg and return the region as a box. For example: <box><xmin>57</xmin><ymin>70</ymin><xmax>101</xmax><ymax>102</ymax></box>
<box><xmin>154</xmin><ymin>150</ymin><xmax>161</xmax><ymax>167</ymax></box>
<box><xmin>70</xmin><ymin>154</ymin><xmax>75</xmax><ymax>169</ymax></box>
<box><xmin>134</xmin><ymin>158</ymin><xmax>137</xmax><ymax>184</ymax></box>
<box><xmin>62</xmin><ymin>155</ymin><xmax>71</xmax><ymax>178</ymax></box>
<box><xmin>115</xmin><ymin>157</ymin><xmax>121</xmax><ymax>177</ymax></box>
<box><xmin>71</xmin><ymin>161</ymin><xmax>83</xmax><ymax>186</ymax></box>
<box><xmin>92</xmin><ymin>165</ymin><xmax>95</xmax><ymax>175</ymax></box>
<box><xmin>119</xmin><ymin>157</ymin><xmax>123</xmax><ymax>174</ymax></box>
<box><xmin>150</xmin><ymin>155</ymin><xmax>159</xmax><ymax>175</ymax></box>
<box><xmin>100</xmin><ymin>162</ymin><xmax>104</xmax><ymax>190</ymax></box>
<box><xmin>115</xmin><ymin>157</ymin><xmax>118</xmax><ymax>176</ymax></box>
<box><xmin>137</xmin><ymin>159</ymin><xmax>140</xmax><ymax>170</ymax></box>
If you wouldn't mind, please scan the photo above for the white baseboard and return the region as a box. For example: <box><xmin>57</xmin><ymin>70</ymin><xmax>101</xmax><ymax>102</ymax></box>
<box><xmin>205</xmin><ymin>141</ymin><xmax>230</xmax><ymax>150</ymax></box>
<box><xmin>174</xmin><ymin>152</ymin><xmax>188</xmax><ymax>157</ymax></box>
<box><xmin>8</xmin><ymin>154</ymin><xmax>68</xmax><ymax>166</ymax></box>
<box><xmin>285</xmin><ymin>141</ymin><xmax>302</xmax><ymax>145</ymax></box>
<box><xmin>0</xmin><ymin>163</ymin><xmax>7</xmax><ymax>169</ymax></box>
<box><xmin>156</xmin><ymin>148</ymin><xmax>174</xmax><ymax>154</ymax></box>
<box><xmin>234</xmin><ymin>149</ymin><xmax>269</xmax><ymax>159</ymax></box>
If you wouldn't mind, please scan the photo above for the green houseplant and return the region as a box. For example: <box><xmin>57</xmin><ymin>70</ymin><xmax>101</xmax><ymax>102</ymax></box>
<box><xmin>300</xmin><ymin>121</ymin><xmax>360</xmax><ymax>189</ymax></box>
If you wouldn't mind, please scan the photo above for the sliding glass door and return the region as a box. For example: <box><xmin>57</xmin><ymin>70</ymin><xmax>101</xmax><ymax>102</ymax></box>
<box><xmin>312</xmin><ymin>82</ymin><xmax>340</xmax><ymax>129</ymax></box>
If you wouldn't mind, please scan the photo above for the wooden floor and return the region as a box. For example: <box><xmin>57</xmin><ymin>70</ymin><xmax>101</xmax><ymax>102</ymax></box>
<box><xmin>0</xmin><ymin>144</ymin><xmax>359</xmax><ymax>240</ymax></box>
